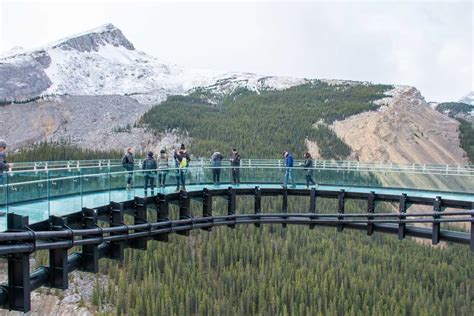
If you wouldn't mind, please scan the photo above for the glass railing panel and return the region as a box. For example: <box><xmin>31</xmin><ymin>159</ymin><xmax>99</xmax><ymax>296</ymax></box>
<box><xmin>5</xmin><ymin>170</ymin><xmax>49</xmax><ymax>225</ymax></box>
<box><xmin>81</xmin><ymin>166</ymin><xmax>110</xmax><ymax>209</ymax></box>
<box><xmin>48</xmin><ymin>168</ymin><xmax>82</xmax><ymax>217</ymax></box>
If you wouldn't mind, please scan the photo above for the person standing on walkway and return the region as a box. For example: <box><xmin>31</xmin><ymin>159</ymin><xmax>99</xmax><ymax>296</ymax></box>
<box><xmin>230</xmin><ymin>148</ymin><xmax>241</xmax><ymax>184</ymax></box>
<box><xmin>301</xmin><ymin>152</ymin><xmax>316</xmax><ymax>188</ymax></box>
<box><xmin>0</xmin><ymin>140</ymin><xmax>10</xmax><ymax>185</ymax></box>
<box><xmin>157</xmin><ymin>149</ymin><xmax>169</xmax><ymax>188</ymax></box>
<box><xmin>211</xmin><ymin>150</ymin><xmax>224</xmax><ymax>185</ymax></box>
<box><xmin>142</xmin><ymin>151</ymin><xmax>157</xmax><ymax>195</ymax></box>
<box><xmin>122</xmin><ymin>147</ymin><xmax>135</xmax><ymax>190</ymax></box>
<box><xmin>174</xmin><ymin>144</ymin><xmax>191</xmax><ymax>191</ymax></box>
<box><xmin>282</xmin><ymin>151</ymin><xmax>296</xmax><ymax>187</ymax></box>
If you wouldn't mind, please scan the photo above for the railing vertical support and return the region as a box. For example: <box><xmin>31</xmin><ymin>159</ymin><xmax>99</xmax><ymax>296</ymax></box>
<box><xmin>337</xmin><ymin>190</ymin><xmax>345</xmax><ymax>232</ymax></box>
<box><xmin>309</xmin><ymin>188</ymin><xmax>317</xmax><ymax>229</ymax></box>
<box><xmin>4</xmin><ymin>213</ymin><xmax>31</xmax><ymax>312</ymax></box>
<box><xmin>129</xmin><ymin>197</ymin><xmax>149</xmax><ymax>250</ymax></box>
<box><xmin>227</xmin><ymin>187</ymin><xmax>236</xmax><ymax>229</ymax></box>
<box><xmin>254</xmin><ymin>186</ymin><xmax>261</xmax><ymax>228</ymax></box>
<box><xmin>107</xmin><ymin>202</ymin><xmax>125</xmax><ymax>262</ymax></box>
<box><xmin>398</xmin><ymin>194</ymin><xmax>408</xmax><ymax>240</ymax></box>
<box><xmin>178</xmin><ymin>191</ymin><xmax>191</xmax><ymax>236</ymax></box>
<box><xmin>282</xmin><ymin>187</ymin><xmax>288</xmax><ymax>228</ymax></box>
<box><xmin>81</xmin><ymin>208</ymin><xmax>100</xmax><ymax>273</ymax></box>
<box><xmin>432</xmin><ymin>196</ymin><xmax>442</xmax><ymax>245</ymax></box>
<box><xmin>202</xmin><ymin>188</ymin><xmax>213</xmax><ymax>232</ymax></box>
<box><xmin>367</xmin><ymin>191</ymin><xmax>375</xmax><ymax>236</ymax></box>
<box><xmin>48</xmin><ymin>216</ymin><xmax>70</xmax><ymax>289</ymax></box>
<box><xmin>155</xmin><ymin>194</ymin><xmax>169</xmax><ymax>242</ymax></box>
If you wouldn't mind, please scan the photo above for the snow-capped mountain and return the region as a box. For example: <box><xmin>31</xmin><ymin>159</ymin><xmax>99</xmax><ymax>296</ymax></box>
<box><xmin>0</xmin><ymin>23</ymin><xmax>305</xmax><ymax>104</ymax></box>
<box><xmin>459</xmin><ymin>91</ymin><xmax>474</xmax><ymax>105</ymax></box>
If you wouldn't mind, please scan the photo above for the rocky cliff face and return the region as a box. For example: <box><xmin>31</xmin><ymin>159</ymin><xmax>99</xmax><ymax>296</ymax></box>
<box><xmin>330</xmin><ymin>86</ymin><xmax>468</xmax><ymax>164</ymax></box>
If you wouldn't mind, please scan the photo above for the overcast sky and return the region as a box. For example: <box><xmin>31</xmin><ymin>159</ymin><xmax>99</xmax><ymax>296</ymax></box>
<box><xmin>1</xmin><ymin>0</ymin><xmax>472</xmax><ymax>102</ymax></box>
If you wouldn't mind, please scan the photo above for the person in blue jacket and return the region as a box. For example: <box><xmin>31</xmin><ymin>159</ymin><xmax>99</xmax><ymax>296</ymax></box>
<box><xmin>282</xmin><ymin>151</ymin><xmax>296</xmax><ymax>187</ymax></box>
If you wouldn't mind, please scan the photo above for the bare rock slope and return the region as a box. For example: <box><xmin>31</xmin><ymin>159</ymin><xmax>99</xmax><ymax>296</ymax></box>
<box><xmin>331</xmin><ymin>86</ymin><xmax>469</xmax><ymax>165</ymax></box>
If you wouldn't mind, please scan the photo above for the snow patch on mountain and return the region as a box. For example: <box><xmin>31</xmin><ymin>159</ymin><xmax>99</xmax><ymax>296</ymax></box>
<box><xmin>459</xmin><ymin>91</ymin><xmax>474</xmax><ymax>105</ymax></box>
<box><xmin>0</xmin><ymin>23</ymin><xmax>307</xmax><ymax>104</ymax></box>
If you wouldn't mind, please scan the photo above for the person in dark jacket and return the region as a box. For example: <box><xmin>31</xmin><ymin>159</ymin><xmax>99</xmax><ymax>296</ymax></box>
<box><xmin>230</xmin><ymin>148</ymin><xmax>241</xmax><ymax>184</ymax></box>
<box><xmin>122</xmin><ymin>147</ymin><xmax>135</xmax><ymax>189</ymax></box>
<box><xmin>211</xmin><ymin>150</ymin><xmax>224</xmax><ymax>185</ymax></box>
<box><xmin>282</xmin><ymin>151</ymin><xmax>295</xmax><ymax>187</ymax></box>
<box><xmin>0</xmin><ymin>140</ymin><xmax>10</xmax><ymax>185</ymax></box>
<box><xmin>174</xmin><ymin>144</ymin><xmax>191</xmax><ymax>191</ymax></box>
<box><xmin>142</xmin><ymin>151</ymin><xmax>157</xmax><ymax>195</ymax></box>
<box><xmin>300</xmin><ymin>152</ymin><xmax>316</xmax><ymax>188</ymax></box>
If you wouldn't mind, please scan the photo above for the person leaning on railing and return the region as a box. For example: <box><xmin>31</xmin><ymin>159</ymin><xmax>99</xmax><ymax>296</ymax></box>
<box><xmin>0</xmin><ymin>140</ymin><xmax>10</xmax><ymax>185</ymax></box>
<box><xmin>230</xmin><ymin>148</ymin><xmax>241</xmax><ymax>184</ymax></box>
<box><xmin>211</xmin><ymin>150</ymin><xmax>224</xmax><ymax>185</ymax></box>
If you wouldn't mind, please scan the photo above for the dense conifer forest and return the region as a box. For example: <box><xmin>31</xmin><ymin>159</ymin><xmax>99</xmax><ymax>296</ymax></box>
<box><xmin>140</xmin><ymin>82</ymin><xmax>392</xmax><ymax>159</ymax></box>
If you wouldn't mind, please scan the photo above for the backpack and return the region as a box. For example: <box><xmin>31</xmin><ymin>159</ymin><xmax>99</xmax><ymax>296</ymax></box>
<box><xmin>145</xmin><ymin>159</ymin><xmax>156</xmax><ymax>170</ymax></box>
<box><xmin>122</xmin><ymin>155</ymin><xmax>129</xmax><ymax>166</ymax></box>
<box><xmin>179</xmin><ymin>157</ymin><xmax>188</xmax><ymax>168</ymax></box>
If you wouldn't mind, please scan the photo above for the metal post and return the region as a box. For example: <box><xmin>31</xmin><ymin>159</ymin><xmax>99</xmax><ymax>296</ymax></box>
<box><xmin>129</xmin><ymin>197</ymin><xmax>149</xmax><ymax>250</ymax></box>
<box><xmin>227</xmin><ymin>187</ymin><xmax>236</xmax><ymax>229</ymax></box>
<box><xmin>432</xmin><ymin>196</ymin><xmax>442</xmax><ymax>245</ymax></box>
<box><xmin>254</xmin><ymin>186</ymin><xmax>261</xmax><ymax>228</ymax></box>
<box><xmin>337</xmin><ymin>190</ymin><xmax>345</xmax><ymax>232</ymax></box>
<box><xmin>202</xmin><ymin>188</ymin><xmax>213</xmax><ymax>232</ymax></box>
<box><xmin>81</xmin><ymin>208</ymin><xmax>100</xmax><ymax>273</ymax></box>
<box><xmin>3</xmin><ymin>213</ymin><xmax>32</xmax><ymax>312</ymax></box>
<box><xmin>398</xmin><ymin>194</ymin><xmax>408</xmax><ymax>240</ymax></box>
<box><xmin>309</xmin><ymin>188</ymin><xmax>317</xmax><ymax>229</ymax></box>
<box><xmin>155</xmin><ymin>193</ymin><xmax>169</xmax><ymax>242</ymax></box>
<box><xmin>367</xmin><ymin>191</ymin><xmax>375</xmax><ymax>236</ymax></box>
<box><xmin>47</xmin><ymin>216</ymin><xmax>71</xmax><ymax>289</ymax></box>
<box><xmin>107</xmin><ymin>202</ymin><xmax>125</xmax><ymax>261</ymax></box>
<box><xmin>282</xmin><ymin>187</ymin><xmax>288</xmax><ymax>228</ymax></box>
<box><xmin>177</xmin><ymin>191</ymin><xmax>191</xmax><ymax>236</ymax></box>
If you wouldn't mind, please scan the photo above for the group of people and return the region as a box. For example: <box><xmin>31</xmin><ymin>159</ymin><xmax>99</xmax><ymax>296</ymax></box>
<box><xmin>122</xmin><ymin>143</ymin><xmax>191</xmax><ymax>194</ymax></box>
<box><xmin>123</xmin><ymin>144</ymin><xmax>316</xmax><ymax>194</ymax></box>
<box><xmin>282</xmin><ymin>151</ymin><xmax>316</xmax><ymax>188</ymax></box>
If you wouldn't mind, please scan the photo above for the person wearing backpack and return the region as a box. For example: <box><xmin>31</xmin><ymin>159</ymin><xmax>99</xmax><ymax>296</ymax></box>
<box><xmin>0</xmin><ymin>140</ymin><xmax>10</xmax><ymax>185</ymax></box>
<box><xmin>230</xmin><ymin>148</ymin><xmax>241</xmax><ymax>184</ymax></box>
<box><xmin>157</xmin><ymin>149</ymin><xmax>169</xmax><ymax>188</ymax></box>
<box><xmin>211</xmin><ymin>150</ymin><xmax>224</xmax><ymax>185</ymax></box>
<box><xmin>300</xmin><ymin>152</ymin><xmax>316</xmax><ymax>188</ymax></box>
<box><xmin>282</xmin><ymin>151</ymin><xmax>296</xmax><ymax>188</ymax></box>
<box><xmin>174</xmin><ymin>144</ymin><xmax>191</xmax><ymax>191</ymax></box>
<box><xmin>142</xmin><ymin>151</ymin><xmax>157</xmax><ymax>195</ymax></box>
<box><xmin>122</xmin><ymin>147</ymin><xmax>135</xmax><ymax>189</ymax></box>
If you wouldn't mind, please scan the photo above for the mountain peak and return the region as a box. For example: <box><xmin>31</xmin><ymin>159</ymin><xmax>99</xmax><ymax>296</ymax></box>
<box><xmin>51</xmin><ymin>23</ymin><xmax>135</xmax><ymax>52</ymax></box>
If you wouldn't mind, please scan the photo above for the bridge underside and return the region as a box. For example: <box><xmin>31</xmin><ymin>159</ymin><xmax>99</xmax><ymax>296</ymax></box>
<box><xmin>0</xmin><ymin>185</ymin><xmax>472</xmax><ymax>312</ymax></box>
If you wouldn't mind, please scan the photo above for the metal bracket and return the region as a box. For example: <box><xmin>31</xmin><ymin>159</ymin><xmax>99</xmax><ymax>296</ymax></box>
<box><xmin>227</xmin><ymin>187</ymin><xmax>236</xmax><ymax>229</ymax></box>
<box><xmin>177</xmin><ymin>191</ymin><xmax>191</xmax><ymax>236</ymax></box>
<box><xmin>129</xmin><ymin>197</ymin><xmax>149</xmax><ymax>250</ymax></box>
<box><xmin>202</xmin><ymin>188</ymin><xmax>213</xmax><ymax>232</ymax></box>
<box><xmin>107</xmin><ymin>202</ymin><xmax>126</xmax><ymax>262</ymax></box>
<box><xmin>155</xmin><ymin>193</ymin><xmax>169</xmax><ymax>242</ymax></box>
<box><xmin>309</xmin><ymin>188</ymin><xmax>317</xmax><ymax>229</ymax></box>
<box><xmin>254</xmin><ymin>187</ymin><xmax>261</xmax><ymax>228</ymax></box>
<box><xmin>337</xmin><ymin>190</ymin><xmax>345</xmax><ymax>232</ymax></box>
<box><xmin>398</xmin><ymin>194</ymin><xmax>408</xmax><ymax>240</ymax></box>
<box><xmin>81</xmin><ymin>208</ymin><xmax>100</xmax><ymax>273</ymax></box>
<box><xmin>432</xmin><ymin>196</ymin><xmax>442</xmax><ymax>245</ymax></box>
<box><xmin>367</xmin><ymin>191</ymin><xmax>376</xmax><ymax>236</ymax></box>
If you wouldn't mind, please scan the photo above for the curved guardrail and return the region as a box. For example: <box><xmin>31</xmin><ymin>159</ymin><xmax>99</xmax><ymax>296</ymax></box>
<box><xmin>0</xmin><ymin>161</ymin><xmax>472</xmax><ymax>311</ymax></box>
